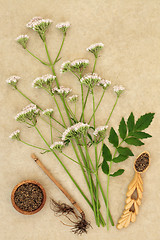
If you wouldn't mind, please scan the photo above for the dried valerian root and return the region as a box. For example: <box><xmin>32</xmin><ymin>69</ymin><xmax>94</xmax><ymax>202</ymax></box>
<box><xmin>50</xmin><ymin>198</ymin><xmax>91</xmax><ymax>235</ymax></box>
<box><xmin>50</xmin><ymin>198</ymin><xmax>76</xmax><ymax>217</ymax></box>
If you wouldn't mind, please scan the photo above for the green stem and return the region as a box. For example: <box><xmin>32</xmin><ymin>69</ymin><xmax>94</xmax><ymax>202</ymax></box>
<box><xmin>53</xmin><ymin>34</ymin><xmax>66</xmax><ymax>65</ymax></box>
<box><xmin>89</xmin><ymin>89</ymin><xmax>105</xmax><ymax>124</ymax></box>
<box><xmin>40</xmin><ymin>116</ymin><xmax>62</xmax><ymax>134</ymax></box>
<box><xmin>80</xmin><ymin>88</ymin><xmax>90</xmax><ymax>121</ymax></box>
<box><xmin>52</xmin><ymin>95</ymin><xmax>66</xmax><ymax>127</ymax></box>
<box><xmin>20</xmin><ymin>140</ymin><xmax>49</xmax><ymax>151</ymax></box>
<box><xmin>81</xmin><ymin>83</ymin><xmax>84</xmax><ymax>122</ymax></box>
<box><xmin>105</xmin><ymin>96</ymin><xmax>119</xmax><ymax>125</ymax></box>
<box><xmin>65</xmin><ymin>99</ymin><xmax>78</xmax><ymax>122</ymax></box>
<box><xmin>83</xmin><ymin>137</ymin><xmax>114</xmax><ymax>226</ymax></box>
<box><xmin>92</xmin><ymin>56</ymin><xmax>97</xmax><ymax>73</ymax></box>
<box><xmin>50</xmin><ymin>118</ymin><xmax>53</xmax><ymax>144</ymax></box>
<box><xmin>26</xmin><ymin>49</ymin><xmax>49</xmax><ymax>66</ymax></box>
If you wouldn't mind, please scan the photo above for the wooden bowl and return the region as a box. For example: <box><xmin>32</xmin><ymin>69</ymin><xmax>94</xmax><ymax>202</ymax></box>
<box><xmin>134</xmin><ymin>151</ymin><xmax>150</xmax><ymax>173</ymax></box>
<box><xmin>11</xmin><ymin>180</ymin><xmax>46</xmax><ymax>215</ymax></box>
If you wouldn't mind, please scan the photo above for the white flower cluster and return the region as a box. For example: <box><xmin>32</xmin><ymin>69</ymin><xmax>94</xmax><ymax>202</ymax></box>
<box><xmin>68</xmin><ymin>95</ymin><xmax>79</xmax><ymax>103</ymax></box>
<box><xmin>97</xmin><ymin>79</ymin><xmax>111</xmax><ymax>90</ymax></box>
<box><xmin>93</xmin><ymin>126</ymin><xmax>108</xmax><ymax>138</ymax></box>
<box><xmin>50</xmin><ymin>141</ymin><xmax>64</xmax><ymax>152</ymax></box>
<box><xmin>26</xmin><ymin>17</ymin><xmax>52</xmax><ymax>34</ymax></box>
<box><xmin>80</xmin><ymin>73</ymin><xmax>102</xmax><ymax>88</ymax></box>
<box><xmin>86</xmin><ymin>43</ymin><xmax>104</xmax><ymax>56</ymax></box>
<box><xmin>16</xmin><ymin>35</ymin><xmax>29</xmax><ymax>49</ymax></box>
<box><xmin>60</xmin><ymin>61</ymin><xmax>71</xmax><ymax>74</ymax></box>
<box><xmin>42</xmin><ymin>109</ymin><xmax>54</xmax><ymax>116</ymax></box>
<box><xmin>9</xmin><ymin>129</ymin><xmax>20</xmax><ymax>140</ymax></box>
<box><xmin>52</xmin><ymin>86</ymin><xmax>72</xmax><ymax>97</ymax></box>
<box><xmin>15</xmin><ymin>104</ymin><xmax>40</xmax><ymax>122</ymax></box>
<box><xmin>113</xmin><ymin>85</ymin><xmax>125</xmax><ymax>96</ymax></box>
<box><xmin>70</xmin><ymin>59</ymin><xmax>89</xmax><ymax>70</ymax></box>
<box><xmin>6</xmin><ymin>76</ymin><xmax>20</xmax><ymax>87</ymax></box>
<box><xmin>32</xmin><ymin>74</ymin><xmax>56</xmax><ymax>88</ymax></box>
<box><xmin>56</xmin><ymin>22</ymin><xmax>70</xmax><ymax>33</ymax></box>
<box><xmin>62</xmin><ymin>122</ymin><xmax>90</xmax><ymax>141</ymax></box>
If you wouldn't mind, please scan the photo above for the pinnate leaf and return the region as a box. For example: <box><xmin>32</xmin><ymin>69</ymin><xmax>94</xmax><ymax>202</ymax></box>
<box><xmin>130</xmin><ymin>131</ymin><xmax>152</xmax><ymax>139</ymax></box>
<box><xmin>135</xmin><ymin>113</ymin><xmax>155</xmax><ymax>131</ymax></box>
<box><xmin>108</xmin><ymin>127</ymin><xmax>119</xmax><ymax>147</ymax></box>
<box><xmin>110</xmin><ymin>169</ymin><xmax>125</xmax><ymax>177</ymax></box>
<box><xmin>125</xmin><ymin>137</ymin><xmax>144</xmax><ymax>146</ymax></box>
<box><xmin>102</xmin><ymin>159</ymin><xmax>109</xmax><ymax>175</ymax></box>
<box><xmin>119</xmin><ymin>117</ymin><xmax>127</xmax><ymax>139</ymax></box>
<box><xmin>102</xmin><ymin>144</ymin><xmax>112</xmax><ymax>162</ymax></box>
<box><xmin>127</xmin><ymin>112</ymin><xmax>135</xmax><ymax>133</ymax></box>
<box><xmin>112</xmin><ymin>155</ymin><xmax>128</xmax><ymax>163</ymax></box>
<box><xmin>117</xmin><ymin>147</ymin><xmax>134</xmax><ymax>156</ymax></box>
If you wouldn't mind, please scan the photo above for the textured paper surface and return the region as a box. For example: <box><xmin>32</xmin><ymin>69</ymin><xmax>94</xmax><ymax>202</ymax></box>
<box><xmin>0</xmin><ymin>0</ymin><xmax>160</xmax><ymax>239</ymax></box>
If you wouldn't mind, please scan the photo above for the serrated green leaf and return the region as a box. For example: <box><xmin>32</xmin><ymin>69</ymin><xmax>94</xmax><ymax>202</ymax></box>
<box><xmin>112</xmin><ymin>155</ymin><xmax>128</xmax><ymax>163</ymax></box>
<box><xmin>102</xmin><ymin>144</ymin><xmax>112</xmax><ymax>162</ymax></box>
<box><xmin>119</xmin><ymin>117</ymin><xmax>127</xmax><ymax>139</ymax></box>
<box><xmin>130</xmin><ymin>131</ymin><xmax>152</xmax><ymax>139</ymax></box>
<box><xmin>127</xmin><ymin>112</ymin><xmax>135</xmax><ymax>133</ymax></box>
<box><xmin>110</xmin><ymin>169</ymin><xmax>125</xmax><ymax>177</ymax></box>
<box><xmin>102</xmin><ymin>159</ymin><xmax>109</xmax><ymax>175</ymax></box>
<box><xmin>125</xmin><ymin>137</ymin><xmax>144</xmax><ymax>146</ymax></box>
<box><xmin>108</xmin><ymin>127</ymin><xmax>119</xmax><ymax>147</ymax></box>
<box><xmin>117</xmin><ymin>147</ymin><xmax>134</xmax><ymax>156</ymax></box>
<box><xmin>135</xmin><ymin>113</ymin><xmax>155</xmax><ymax>131</ymax></box>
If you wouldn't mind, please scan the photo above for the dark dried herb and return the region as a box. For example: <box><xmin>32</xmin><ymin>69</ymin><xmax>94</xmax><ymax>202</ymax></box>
<box><xmin>135</xmin><ymin>152</ymin><xmax>149</xmax><ymax>172</ymax></box>
<box><xmin>14</xmin><ymin>183</ymin><xmax>43</xmax><ymax>212</ymax></box>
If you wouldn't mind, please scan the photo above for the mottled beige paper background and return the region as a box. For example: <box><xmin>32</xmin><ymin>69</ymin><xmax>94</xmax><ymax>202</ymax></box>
<box><xmin>0</xmin><ymin>0</ymin><xmax>160</xmax><ymax>239</ymax></box>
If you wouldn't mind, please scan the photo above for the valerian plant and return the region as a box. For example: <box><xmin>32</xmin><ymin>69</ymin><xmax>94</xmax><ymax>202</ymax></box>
<box><xmin>7</xmin><ymin>16</ymin><xmax>154</xmax><ymax>231</ymax></box>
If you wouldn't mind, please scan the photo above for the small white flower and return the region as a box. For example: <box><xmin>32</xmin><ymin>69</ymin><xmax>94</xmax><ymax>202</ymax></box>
<box><xmin>52</xmin><ymin>86</ymin><xmax>72</xmax><ymax>97</ymax></box>
<box><xmin>9</xmin><ymin>129</ymin><xmax>20</xmax><ymax>140</ymax></box>
<box><xmin>113</xmin><ymin>85</ymin><xmax>125</xmax><ymax>96</ymax></box>
<box><xmin>86</xmin><ymin>43</ymin><xmax>104</xmax><ymax>56</ymax></box>
<box><xmin>26</xmin><ymin>17</ymin><xmax>52</xmax><ymax>36</ymax></box>
<box><xmin>80</xmin><ymin>73</ymin><xmax>102</xmax><ymax>88</ymax></box>
<box><xmin>15</xmin><ymin>104</ymin><xmax>40</xmax><ymax>122</ymax></box>
<box><xmin>93</xmin><ymin>126</ymin><xmax>108</xmax><ymax>137</ymax></box>
<box><xmin>32</xmin><ymin>74</ymin><xmax>56</xmax><ymax>88</ymax></box>
<box><xmin>16</xmin><ymin>35</ymin><xmax>29</xmax><ymax>49</ymax></box>
<box><xmin>97</xmin><ymin>80</ymin><xmax>111</xmax><ymax>89</ymax></box>
<box><xmin>62</xmin><ymin>122</ymin><xmax>90</xmax><ymax>141</ymax></box>
<box><xmin>70</xmin><ymin>59</ymin><xmax>89</xmax><ymax>70</ymax></box>
<box><xmin>68</xmin><ymin>95</ymin><xmax>79</xmax><ymax>103</ymax></box>
<box><xmin>42</xmin><ymin>109</ymin><xmax>54</xmax><ymax>116</ymax></box>
<box><xmin>60</xmin><ymin>61</ymin><xmax>71</xmax><ymax>73</ymax></box>
<box><xmin>6</xmin><ymin>76</ymin><xmax>20</xmax><ymax>87</ymax></box>
<box><xmin>50</xmin><ymin>141</ymin><xmax>64</xmax><ymax>152</ymax></box>
<box><xmin>56</xmin><ymin>22</ymin><xmax>70</xmax><ymax>33</ymax></box>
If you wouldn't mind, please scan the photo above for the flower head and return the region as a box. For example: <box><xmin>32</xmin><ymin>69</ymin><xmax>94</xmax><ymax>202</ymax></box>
<box><xmin>80</xmin><ymin>73</ymin><xmax>101</xmax><ymax>89</ymax></box>
<box><xmin>50</xmin><ymin>141</ymin><xmax>64</xmax><ymax>152</ymax></box>
<box><xmin>9</xmin><ymin>129</ymin><xmax>20</xmax><ymax>140</ymax></box>
<box><xmin>56</xmin><ymin>22</ymin><xmax>70</xmax><ymax>34</ymax></box>
<box><xmin>52</xmin><ymin>86</ymin><xmax>72</xmax><ymax>97</ymax></box>
<box><xmin>32</xmin><ymin>74</ymin><xmax>56</xmax><ymax>88</ymax></box>
<box><xmin>70</xmin><ymin>59</ymin><xmax>89</xmax><ymax>71</ymax></box>
<box><xmin>15</xmin><ymin>103</ymin><xmax>40</xmax><ymax>122</ymax></box>
<box><xmin>6</xmin><ymin>75</ymin><xmax>20</xmax><ymax>88</ymax></box>
<box><xmin>97</xmin><ymin>79</ymin><xmax>111</xmax><ymax>90</ymax></box>
<box><xmin>62</xmin><ymin>122</ymin><xmax>90</xmax><ymax>141</ymax></box>
<box><xmin>16</xmin><ymin>35</ymin><xmax>29</xmax><ymax>49</ymax></box>
<box><xmin>42</xmin><ymin>109</ymin><xmax>54</xmax><ymax>117</ymax></box>
<box><xmin>68</xmin><ymin>95</ymin><xmax>79</xmax><ymax>103</ymax></box>
<box><xmin>26</xmin><ymin>17</ymin><xmax>52</xmax><ymax>37</ymax></box>
<box><xmin>113</xmin><ymin>85</ymin><xmax>125</xmax><ymax>97</ymax></box>
<box><xmin>93</xmin><ymin>126</ymin><xmax>108</xmax><ymax>141</ymax></box>
<box><xmin>60</xmin><ymin>61</ymin><xmax>71</xmax><ymax>73</ymax></box>
<box><xmin>86</xmin><ymin>43</ymin><xmax>104</xmax><ymax>57</ymax></box>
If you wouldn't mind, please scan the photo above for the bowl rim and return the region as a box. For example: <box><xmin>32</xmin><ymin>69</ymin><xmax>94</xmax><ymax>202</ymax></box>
<box><xmin>134</xmin><ymin>151</ymin><xmax>150</xmax><ymax>173</ymax></box>
<box><xmin>11</xmin><ymin>180</ymin><xmax>46</xmax><ymax>215</ymax></box>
